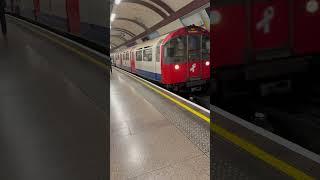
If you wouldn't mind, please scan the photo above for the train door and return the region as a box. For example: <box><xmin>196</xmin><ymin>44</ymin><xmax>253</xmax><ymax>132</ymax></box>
<box><xmin>120</xmin><ymin>53</ymin><xmax>123</xmax><ymax>68</ymax></box>
<box><xmin>127</xmin><ymin>52</ymin><xmax>130</xmax><ymax>71</ymax></box>
<box><xmin>187</xmin><ymin>34</ymin><xmax>202</xmax><ymax>80</ymax></box>
<box><xmin>130</xmin><ymin>50</ymin><xmax>136</xmax><ymax>73</ymax></box>
<box><xmin>155</xmin><ymin>40</ymin><xmax>162</xmax><ymax>81</ymax></box>
<box><xmin>251</xmin><ymin>0</ymin><xmax>290</xmax><ymax>60</ymax></box>
<box><xmin>66</xmin><ymin>0</ymin><xmax>80</xmax><ymax>34</ymax></box>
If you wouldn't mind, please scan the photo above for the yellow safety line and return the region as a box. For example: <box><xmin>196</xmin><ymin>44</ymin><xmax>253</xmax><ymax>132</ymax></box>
<box><xmin>212</xmin><ymin>125</ymin><xmax>315</xmax><ymax>180</ymax></box>
<box><xmin>16</xmin><ymin>18</ymin><xmax>315</xmax><ymax>180</ymax></box>
<box><xmin>133</xmin><ymin>76</ymin><xmax>210</xmax><ymax>123</ymax></box>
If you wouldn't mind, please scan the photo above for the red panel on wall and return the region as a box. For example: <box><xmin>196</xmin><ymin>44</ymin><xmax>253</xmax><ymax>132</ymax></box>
<box><xmin>66</xmin><ymin>0</ymin><xmax>80</xmax><ymax>34</ymax></box>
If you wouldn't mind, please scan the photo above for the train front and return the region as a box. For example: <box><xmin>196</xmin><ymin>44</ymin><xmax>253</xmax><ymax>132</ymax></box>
<box><xmin>161</xmin><ymin>25</ymin><xmax>210</xmax><ymax>92</ymax></box>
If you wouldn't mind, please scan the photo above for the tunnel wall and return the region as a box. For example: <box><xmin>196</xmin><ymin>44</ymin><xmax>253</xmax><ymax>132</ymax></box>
<box><xmin>5</xmin><ymin>0</ymin><xmax>107</xmax><ymax>48</ymax></box>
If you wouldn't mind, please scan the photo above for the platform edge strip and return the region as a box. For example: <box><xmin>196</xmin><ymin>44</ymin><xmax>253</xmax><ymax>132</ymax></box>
<box><xmin>212</xmin><ymin>125</ymin><xmax>315</xmax><ymax>180</ymax></box>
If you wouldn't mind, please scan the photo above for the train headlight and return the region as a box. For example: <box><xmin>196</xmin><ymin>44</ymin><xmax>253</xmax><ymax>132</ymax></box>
<box><xmin>205</xmin><ymin>61</ymin><xmax>210</xmax><ymax>66</ymax></box>
<box><xmin>174</xmin><ymin>64</ymin><xmax>180</xmax><ymax>70</ymax></box>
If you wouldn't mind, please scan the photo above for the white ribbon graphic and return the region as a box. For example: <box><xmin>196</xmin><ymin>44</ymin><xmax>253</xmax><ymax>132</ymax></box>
<box><xmin>190</xmin><ymin>63</ymin><xmax>196</xmax><ymax>72</ymax></box>
<box><xmin>256</xmin><ymin>6</ymin><xmax>275</xmax><ymax>34</ymax></box>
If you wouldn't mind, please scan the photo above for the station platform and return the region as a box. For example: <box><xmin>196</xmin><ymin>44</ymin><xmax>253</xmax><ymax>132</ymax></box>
<box><xmin>110</xmin><ymin>69</ymin><xmax>210</xmax><ymax>179</ymax></box>
<box><xmin>2</xmin><ymin>15</ymin><xmax>319</xmax><ymax>180</ymax></box>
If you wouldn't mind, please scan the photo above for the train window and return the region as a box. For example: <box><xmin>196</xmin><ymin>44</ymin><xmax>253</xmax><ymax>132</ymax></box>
<box><xmin>126</xmin><ymin>52</ymin><xmax>129</xmax><ymax>61</ymax></box>
<box><xmin>143</xmin><ymin>48</ymin><xmax>152</xmax><ymax>61</ymax></box>
<box><xmin>163</xmin><ymin>36</ymin><xmax>187</xmax><ymax>64</ymax></box>
<box><xmin>136</xmin><ymin>50</ymin><xmax>142</xmax><ymax>61</ymax></box>
<box><xmin>202</xmin><ymin>36</ymin><xmax>210</xmax><ymax>59</ymax></box>
<box><xmin>188</xmin><ymin>35</ymin><xmax>201</xmax><ymax>61</ymax></box>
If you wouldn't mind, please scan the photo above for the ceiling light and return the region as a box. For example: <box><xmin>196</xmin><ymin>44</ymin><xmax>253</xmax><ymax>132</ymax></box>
<box><xmin>115</xmin><ymin>0</ymin><xmax>122</xmax><ymax>5</ymax></box>
<box><xmin>111</xmin><ymin>13</ymin><xmax>116</xmax><ymax>22</ymax></box>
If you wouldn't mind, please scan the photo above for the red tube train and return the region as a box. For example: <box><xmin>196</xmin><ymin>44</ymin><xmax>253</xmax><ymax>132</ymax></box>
<box><xmin>111</xmin><ymin>25</ymin><xmax>210</xmax><ymax>92</ymax></box>
<box><xmin>211</xmin><ymin>0</ymin><xmax>320</xmax><ymax>99</ymax></box>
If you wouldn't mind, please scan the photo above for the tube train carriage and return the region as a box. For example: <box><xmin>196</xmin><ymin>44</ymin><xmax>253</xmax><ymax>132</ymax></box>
<box><xmin>211</xmin><ymin>0</ymin><xmax>320</xmax><ymax>100</ymax></box>
<box><xmin>111</xmin><ymin>25</ymin><xmax>210</xmax><ymax>92</ymax></box>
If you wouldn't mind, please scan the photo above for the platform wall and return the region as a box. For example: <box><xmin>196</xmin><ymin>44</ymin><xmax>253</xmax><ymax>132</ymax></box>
<box><xmin>5</xmin><ymin>0</ymin><xmax>107</xmax><ymax>47</ymax></box>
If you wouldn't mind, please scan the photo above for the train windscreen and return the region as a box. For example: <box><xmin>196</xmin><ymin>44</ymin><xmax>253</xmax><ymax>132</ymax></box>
<box><xmin>188</xmin><ymin>35</ymin><xmax>201</xmax><ymax>61</ymax></box>
<box><xmin>163</xmin><ymin>36</ymin><xmax>187</xmax><ymax>64</ymax></box>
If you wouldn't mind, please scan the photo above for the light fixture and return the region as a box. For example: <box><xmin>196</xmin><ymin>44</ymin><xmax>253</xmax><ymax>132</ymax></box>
<box><xmin>174</xmin><ymin>64</ymin><xmax>180</xmax><ymax>70</ymax></box>
<box><xmin>205</xmin><ymin>61</ymin><xmax>210</xmax><ymax>66</ymax></box>
<box><xmin>115</xmin><ymin>0</ymin><xmax>122</xmax><ymax>5</ymax></box>
<box><xmin>111</xmin><ymin>13</ymin><xmax>116</xmax><ymax>22</ymax></box>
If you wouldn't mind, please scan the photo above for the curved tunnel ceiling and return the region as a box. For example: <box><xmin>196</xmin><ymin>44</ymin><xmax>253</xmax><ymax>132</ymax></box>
<box><xmin>110</xmin><ymin>0</ymin><xmax>209</xmax><ymax>51</ymax></box>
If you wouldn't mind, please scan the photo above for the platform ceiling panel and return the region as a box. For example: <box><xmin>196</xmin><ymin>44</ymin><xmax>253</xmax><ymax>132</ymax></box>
<box><xmin>110</xmin><ymin>0</ymin><xmax>209</xmax><ymax>51</ymax></box>
<box><xmin>115</xmin><ymin>3</ymin><xmax>163</xmax><ymax>28</ymax></box>
<box><xmin>112</xmin><ymin>19</ymin><xmax>145</xmax><ymax>36</ymax></box>
<box><xmin>162</xmin><ymin>0</ymin><xmax>194</xmax><ymax>11</ymax></box>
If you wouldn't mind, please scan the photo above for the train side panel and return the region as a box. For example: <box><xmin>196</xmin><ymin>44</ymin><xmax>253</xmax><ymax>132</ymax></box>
<box><xmin>293</xmin><ymin>0</ymin><xmax>320</xmax><ymax>55</ymax></box>
<box><xmin>252</xmin><ymin>0</ymin><xmax>290</xmax><ymax>59</ymax></box>
<box><xmin>211</xmin><ymin>2</ymin><xmax>247</xmax><ymax>69</ymax></box>
<box><xmin>122</xmin><ymin>51</ymin><xmax>131</xmax><ymax>72</ymax></box>
<box><xmin>135</xmin><ymin>49</ymin><xmax>160</xmax><ymax>82</ymax></box>
<box><xmin>212</xmin><ymin>0</ymin><xmax>319</xmax><ymax>81</ymax></box>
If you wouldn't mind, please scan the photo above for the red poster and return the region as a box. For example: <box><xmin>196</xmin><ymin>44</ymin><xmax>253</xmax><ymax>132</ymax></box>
<box><xmin>66</xmin><ymin>0</ymin><xmax>80</xmax><ymax>34</ymax></box>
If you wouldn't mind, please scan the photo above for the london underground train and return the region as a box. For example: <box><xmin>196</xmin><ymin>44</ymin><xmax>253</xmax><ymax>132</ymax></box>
<box><xmin>111</xmin><ymin>25</ymin><xmax>210</xmax><ymax>92</ymax></box>
<box><xmin>211</xmin><ymin>0</ymin><xmax>320</xmax><ymax>100</ymax></box>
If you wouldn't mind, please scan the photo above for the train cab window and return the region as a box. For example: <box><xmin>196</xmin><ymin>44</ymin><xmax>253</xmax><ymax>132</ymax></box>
<box><xmin>143</xmin><ymin>48</ymin><xmax>152</xmax><ymax>61</ymax></box>
<box><xmin>202</xmin><ymin>36</ymin><xmax>210</xmax><ymax>59</ymax></box>
<box><xmin>188</xmin><ymin>35</ymin><xmax>201</xmax><ymax>61</ymax></box>
<box><xmin>163</xmin><ymin>36</ymin><xmax>187</xmax><ymax>64</ymax></box>
<box><xmin>126</xmin><ymin>52</ymin><xmax>129</xmax><ymax>61</ymax></box>
<box><xmin>136</xmin><ymin>50</ymin><xmax>142</xmax><ymax>61</ymax></box>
